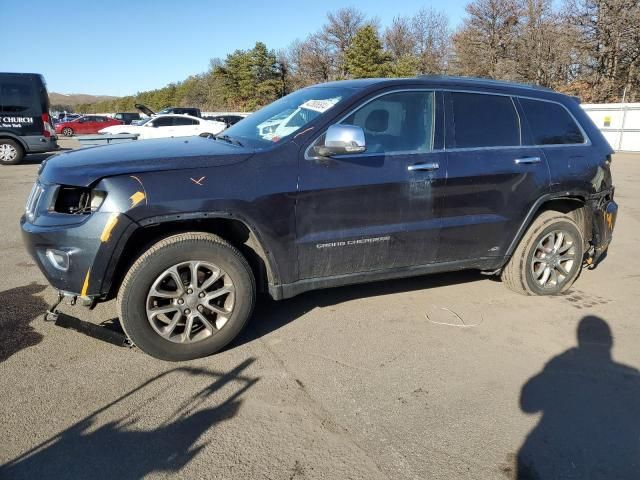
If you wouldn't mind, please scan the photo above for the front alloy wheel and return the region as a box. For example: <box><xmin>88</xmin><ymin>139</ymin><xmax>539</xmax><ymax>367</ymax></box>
<box><xmin>146</xmin><ymin>261</ymin><xmax>236</xmax><ymax>344</ymax></box>
<box><xmin>117</xmin><ymin>232</ymin><xmax>255</xmax><ymax>361</ymax></box>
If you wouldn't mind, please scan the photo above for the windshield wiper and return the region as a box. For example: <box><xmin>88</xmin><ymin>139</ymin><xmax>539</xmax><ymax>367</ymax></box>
<box><xmin>215</xmin><ymin>134</ymin><xmax>243</xmax><ymax>147</ymax></box>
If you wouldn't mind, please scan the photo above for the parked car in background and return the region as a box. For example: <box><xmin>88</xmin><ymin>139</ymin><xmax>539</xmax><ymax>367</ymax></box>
<box><xmin>55</xmin><ymin>113</ymin><xmax>81</xmax><ymax>124</ymax></box>
<box><xmin>0</xmin><ymin>72</ymin><xmax>58</xmax><ymax>165</ymax></box>
<box><xmin>99</xmin><ymin>114</ymin><xmax>225</xmax><ymax>139</ymax></box>
<box><xmin>203</xmin><ymin>114</ymin><xmax>246</xmax><ymax>128</ymax></box>
<box><xmin>135</xmin><ymin>104</ymin><xmax>201</xmax><ymax>118</ymax></box>
<box><xmin>21</xmin><ymin>77</ymin><xmax>617</xmax><ymax>360</ymax></box>
<box><xmin>113</xmin><ymin>112</ymin><xmax>141</xmax><ymax>125</ymax></box>
<box><xmin>55</xmin><ymin>115</ymin><xmax>123</xmax><ymax>136</ymax></box>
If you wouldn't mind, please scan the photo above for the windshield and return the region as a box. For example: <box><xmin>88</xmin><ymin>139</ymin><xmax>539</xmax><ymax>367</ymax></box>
<box><xmin>221</xmin><ymin>86</ymin><xmax>357</xmax><ymax>148</ymax></box>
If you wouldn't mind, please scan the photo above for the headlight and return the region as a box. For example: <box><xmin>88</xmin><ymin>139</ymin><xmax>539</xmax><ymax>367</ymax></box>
<box><xmin>25</xmin><ymin>182</ymin><xmax>44</xmax><ymax>221</ymax></box>
<box><xmin>53</xmin><ymin>186</ymin><xmax>106</xmax><ymax>214</ymax></box>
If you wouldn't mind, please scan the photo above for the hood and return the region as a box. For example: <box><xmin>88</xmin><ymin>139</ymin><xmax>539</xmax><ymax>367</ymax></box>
<box><xmin>40</xmin><ymin>136</ymin><xmax>255</xmax><ymax>187</ymax></box>
<box><xmin>135</xmin><ymin>103</ymin><xmax>155</xmax><ymax>116</ymax></box>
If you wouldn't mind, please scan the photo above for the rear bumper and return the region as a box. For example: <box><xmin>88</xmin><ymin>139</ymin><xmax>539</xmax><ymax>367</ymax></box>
<box><xmin>588</xmin><ymin>188</ymin><xmax>617</xmax><ymax>267</ymax></box>
<box><xmin>23</xmin><ymin>134</ymin><xmax>58</xmax><ymax>153</ymax></box>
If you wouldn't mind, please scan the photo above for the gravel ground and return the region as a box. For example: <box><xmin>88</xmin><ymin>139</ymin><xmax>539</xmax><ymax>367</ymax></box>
<box><xmin>1</xmin><ymin>142</ymin><xmax>639</xmax><ymax>479</ymax></box>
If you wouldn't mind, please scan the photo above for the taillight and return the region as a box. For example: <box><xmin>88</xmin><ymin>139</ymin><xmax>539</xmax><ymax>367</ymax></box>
<box><xmin>41</xmin><ymin>113</ymin><xmax>55</xmax><ymax>138</ymax></box>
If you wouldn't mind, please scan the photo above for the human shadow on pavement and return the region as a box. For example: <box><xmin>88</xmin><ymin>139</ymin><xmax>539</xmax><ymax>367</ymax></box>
<box><xmin>0</xmin><ymin>283</ymin><xmax>48</xmax><ymax>362</ymax></box>
<box><xmin>232</xmin><ymin>269</ymin><xmax>483</xmax><ymax>349</ymax></box>
<box><xmin>515</xmin><ymin>315</ymin><xmax>640</xmax><ymax>479</ymax></box>
<box><xmin>0</xmin><ymin>358</ymin><xmax>259</xmax><ymax>479</ymax></box>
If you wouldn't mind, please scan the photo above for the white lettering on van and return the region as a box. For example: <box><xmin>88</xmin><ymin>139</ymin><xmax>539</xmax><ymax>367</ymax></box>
<box><xmin>1</xmin><ymin>116</ymin><xmax>34</xmax><ymax>124</ymax></box>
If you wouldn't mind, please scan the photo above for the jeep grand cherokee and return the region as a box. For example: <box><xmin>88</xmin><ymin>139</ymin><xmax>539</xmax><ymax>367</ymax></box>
<box><xmin>21</xmin><ymin>77</ymin><xmax>617</xmax><ymax>360</ymax></box>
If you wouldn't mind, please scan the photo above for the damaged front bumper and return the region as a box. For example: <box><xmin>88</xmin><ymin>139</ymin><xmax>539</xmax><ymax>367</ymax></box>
<box><xmin>21</xmin><ymin>210</ymin><xmax>136</xmax><ymax>302</ymax></box>
<box><xmin>586</xmin><ymin>187</ymin><xmax>617</xmax><ymax>268</ymax></box>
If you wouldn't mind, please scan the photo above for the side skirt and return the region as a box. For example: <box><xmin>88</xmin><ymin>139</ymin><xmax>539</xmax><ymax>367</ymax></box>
<box><xmin>269</xmin><ymin>257</ymin><xmax>505</xmax><ymax>300</ymax></box>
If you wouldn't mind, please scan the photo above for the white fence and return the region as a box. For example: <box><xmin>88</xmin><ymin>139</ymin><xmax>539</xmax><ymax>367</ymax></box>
<box><xmin>582</xmin><ymin>103</ymin><xmax>640</xmax><ymax>152</ymax></box>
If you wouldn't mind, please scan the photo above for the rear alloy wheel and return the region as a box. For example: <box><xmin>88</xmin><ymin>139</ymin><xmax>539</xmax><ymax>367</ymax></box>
<box><xmin>529</xmin><ymin>230</ymin><xmax>578</xmax><ymax>290</ymax></box>
<box><xmin>62</xmin><ymin>127</ymin><xmax>74</xmax><ymax>137</ymax></box>
<box><xmin>117</xmin><ymin>233</ymin><xmax>255</xmax><ymax>361</ymax></box>
<box><xmin>0</xmin><ymin>139</ymin><xmax>24</xmax><ymax>165</ymax></box>
<box><xmin>502</xmin><ymin>211</ymin><xmax>584</xmax><ymax>295</ymax></box>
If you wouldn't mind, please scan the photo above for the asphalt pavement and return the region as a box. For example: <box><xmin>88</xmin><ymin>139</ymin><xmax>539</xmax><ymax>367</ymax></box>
<box><xmin>1</xmin><ymin>143</ymin><xmax>639</xmax><ymax>479</ymax></box>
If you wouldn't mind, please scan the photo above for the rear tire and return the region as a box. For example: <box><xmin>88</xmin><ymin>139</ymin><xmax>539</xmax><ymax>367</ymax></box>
<box><xmin>0</xmin><ymin>139</ymin><xmax>24</xmax><ymax>165</ymax></box>
<box><xmin>502</xmin><ymin>211</ymin><xmax>584</xmax><ymax>296</ymax></box>
<box><xmin>117</xmin><ymin>232</ymin><xmax>255</xmax><ymax>361</ymax></box>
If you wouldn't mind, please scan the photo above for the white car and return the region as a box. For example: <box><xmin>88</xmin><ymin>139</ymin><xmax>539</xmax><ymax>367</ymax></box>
<box><xmin>99</xmin><ymin>114</ymin><xmax>226</xmax><ymax>139</ymax></box>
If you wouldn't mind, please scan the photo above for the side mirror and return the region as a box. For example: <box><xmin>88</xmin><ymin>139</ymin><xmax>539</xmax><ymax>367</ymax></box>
<box><xmin>313</xmin><ymin>124</ymin><xmax>366</xmax><ymax>157</ymax></box>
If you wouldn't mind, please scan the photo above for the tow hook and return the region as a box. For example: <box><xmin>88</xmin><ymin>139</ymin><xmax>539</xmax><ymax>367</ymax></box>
<box><xmin>44</xmin><ymin>292</ymin><xmax>65</xmax><ymax>322</ymax></box>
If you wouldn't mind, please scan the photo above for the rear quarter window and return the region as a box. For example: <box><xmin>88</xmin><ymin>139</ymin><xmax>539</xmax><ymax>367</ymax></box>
<box><xmin>450</xmin><ymin>92</ymin><xmax>520</xmax><ymax>148</ymax></box>
<box><xmin>520</xmin><ymin>98</ymin><xmax>585</xmax><ymax>145</ymax></box>
<box><xmin>0</xmin><ymin>77</ymin><xmax>39</xmax><ymax>114</ymax></box>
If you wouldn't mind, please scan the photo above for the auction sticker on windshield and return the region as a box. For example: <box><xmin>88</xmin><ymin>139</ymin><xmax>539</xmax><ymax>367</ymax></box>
<box><xmin>300</xmin><ymin>98</ymin><xmax>340</xmax><ymax>113</ymax></box>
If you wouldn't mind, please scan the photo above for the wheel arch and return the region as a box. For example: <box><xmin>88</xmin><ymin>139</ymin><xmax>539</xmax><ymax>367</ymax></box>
<box><xmin>504</xmin><ymin>193</ymin><xmax>589</xmax><ymax>261</ymax></box>
<box><xmin>0</xmin><ymin>132</ymin><xmax>28</xmax><ymax>152</ymax></box>
<box><xmin>105</xmin><ymin>214</ymin><xmax>279</xmax><ymax>300</ymax></box>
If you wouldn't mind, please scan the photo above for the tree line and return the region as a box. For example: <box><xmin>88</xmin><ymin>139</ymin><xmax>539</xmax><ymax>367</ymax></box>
<box><xmin>74</xmin><ymin>0</ymin><xmax>640</xmax><ymax>114</ymax></box>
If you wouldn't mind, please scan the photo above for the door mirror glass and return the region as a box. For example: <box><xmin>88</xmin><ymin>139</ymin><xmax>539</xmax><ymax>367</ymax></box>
<box><xmin>314</xmin><ymin>124</ymin><xmax>366</xmax><ymax>157</ymax></box>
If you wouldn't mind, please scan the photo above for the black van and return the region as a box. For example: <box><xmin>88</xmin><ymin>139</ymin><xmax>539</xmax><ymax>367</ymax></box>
<box><xmin>0</xmin><ymin>73</ymin><xmax>58</xmax><ymax>165</ymax></box>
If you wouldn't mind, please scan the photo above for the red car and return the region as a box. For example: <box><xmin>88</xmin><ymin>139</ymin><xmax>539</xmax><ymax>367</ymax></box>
<box><xmin>55</xmin><ymin>115</ymin><xmax>123</xmax><ymax>136</ymax></box>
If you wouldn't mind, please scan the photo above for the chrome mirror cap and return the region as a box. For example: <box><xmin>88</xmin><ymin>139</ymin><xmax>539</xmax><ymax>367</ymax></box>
<box><xmin>314</xmin><ymin>124</ymin><xmax>366</xmax><ymax>157</ymax></box>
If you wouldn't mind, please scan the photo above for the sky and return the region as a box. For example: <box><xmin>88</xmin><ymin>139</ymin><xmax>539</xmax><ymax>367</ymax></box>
<box><xmin>1</xmin><ymin>0</ymin><xmax>469</xmax><ymax>97</ymax></box>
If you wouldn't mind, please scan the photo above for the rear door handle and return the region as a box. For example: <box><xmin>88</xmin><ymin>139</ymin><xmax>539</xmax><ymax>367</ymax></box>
<box><xmin>514</xmin><ymin>156</ymin><xmax>542</xmax><ymax>165</ymax></box>
<box><xmin>408</xmin><ymin>162</ymin><xmax>439</xmax><ymax>171</ymax></box>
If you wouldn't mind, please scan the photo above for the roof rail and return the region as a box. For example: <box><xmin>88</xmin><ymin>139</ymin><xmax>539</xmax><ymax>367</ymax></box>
<box><xmin>415</xmin><ymin>75</ymin><xmax>554</xmax><ymax>92</ymax></box>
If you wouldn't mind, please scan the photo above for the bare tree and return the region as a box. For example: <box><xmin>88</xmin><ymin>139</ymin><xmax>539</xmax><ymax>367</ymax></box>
<box><xmin>452</xmin><ymin>0</ymin><xmax>522</xmax><ymax>79</ymax></box>
<box><xmin>320</xmin><ymin>7</ymin><xmax>367</xmax><ymax>77</ymax></box>
<box><xmin>287</xmin><ymin>35</ymin><xmax>336</xmax><ymax>87</ymax></box>
<box><xmin>512</xmin><ymin>0</ymin><xmax>579</xmax><ymax>88</ymax></box>
<box><xmin>563</xmin><ymin>0</ymin><xmax>640</xmax><ymax>101</ymax></box>
<box><xmin>384</xmin><ymin>16</ymin><xmax>415</xmax><ymax>60</ymax></box>
<box><xmin>412</xmin><ymin>8</ymin><xmax>452</xmax><ymax>74</ymax></box>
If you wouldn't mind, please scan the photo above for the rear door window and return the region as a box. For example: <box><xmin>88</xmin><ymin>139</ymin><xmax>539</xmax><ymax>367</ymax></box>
<box><xmin>450</xmin><ymin>92</ymin><xmax>520</xmax><ymax>148</ymax></box>
<box><xmin>519</xmin><ymin>98</ymin><xmax>585</xmax><ymax>145</ymax></box>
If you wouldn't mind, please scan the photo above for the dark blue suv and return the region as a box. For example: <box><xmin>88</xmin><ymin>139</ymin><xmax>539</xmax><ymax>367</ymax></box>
<box><xmin>21</xmin><ymin>76</ymin><xmax>617</xmax><ymax>360</ymax></box>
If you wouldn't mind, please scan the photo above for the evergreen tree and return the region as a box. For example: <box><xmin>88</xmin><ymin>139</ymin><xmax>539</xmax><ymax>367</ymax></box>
<box><xmin>345</xmin><ymin>25</ymin><xmax>393</xmax><ymax>78</ymax></box>
<box><xmin>214</xmin><ymin>42</ymin><xmax>281</xmax><ymax>110</ymax></box>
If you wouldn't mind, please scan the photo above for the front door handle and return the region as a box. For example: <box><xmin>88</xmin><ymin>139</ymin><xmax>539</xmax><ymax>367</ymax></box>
<box><xmin>514</xmin><ymin>156</ymin><xmax>542</xmax><ymax>165</ymax></box>
<box><xmin>408</xmin><ymin>162</ymin><xmax>439</xmax><ymax>171</ymax></box>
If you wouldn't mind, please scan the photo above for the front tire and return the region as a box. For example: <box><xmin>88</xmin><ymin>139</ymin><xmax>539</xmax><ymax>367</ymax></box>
<box><xmin>117</xmin><ymin>232</ymin><xmax>255</xmax><ymax>361</ymax></box>
<box><xmin>62</xmin><ymin>127</ymin><xmax>74</xmax><ymax>137</ymax></box>
<box><xmin>0</xmin><ymin>139</ymin><xmax>24</xmax><ymax>165</ymax></box>
<box><xmin>502</xmin><ymin>211</ymin><xmax>584</xmax><ymax>296</ymax></box>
